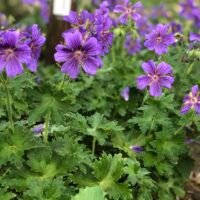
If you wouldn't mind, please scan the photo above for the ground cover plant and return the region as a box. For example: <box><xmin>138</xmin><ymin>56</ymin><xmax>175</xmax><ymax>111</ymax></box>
<box><xmin>0</xmin><ymin>0</ymin><xmax>200</xmax><ymax>199</ymax></box>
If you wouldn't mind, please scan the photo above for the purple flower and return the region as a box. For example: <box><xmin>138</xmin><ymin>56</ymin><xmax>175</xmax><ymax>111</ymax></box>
<box><xmin>136</xmin><ymin>60</ymin><xmax>174</xmax><ymax>97</ymax></box>
<box><xmin>22</xmin><ymin>0</ymin><xmax>49</xmax><ymax>23</ymax></box>
<box><xmin>114</xmin><ymin>0</ymin><xmax>143</xmax><ymax>24</ymax></box>
<box><xmin>180</xmin><ymin>85</ymin><xmax>200</xmax><ymax>115</ymax></box>
<box><xmin>120</xmin><ymin>87</ymin><xmax>130</xmax><ymax>101</ymax></box>
<box><xmin>179</xmin><ymin>0</ymin><xmax>197</xmax><ymax>19</ymax></box>
<box><xmin>54</xmin><ymin>31</ymin><xmax>102</xmax><ymax>79</ymax></box>
<box><xmin>124</xmin><ymin>34</ymin><xmax>141</xmax><ymax>55</ymax></box>
<box><xmin>136</xmin><ymin>17</ymin><xmax>152</xmax><ymax>36</ymax></box>
<box><xmin>151</xmin><ymin>4</ymin><xmax>169</xmax><ymax>19</ymax></box>
<box><xmin>64</xmin><ymin>10</ymin><xmax>94</xmax><ymax>33</ymax></box>
<box><xmin>144</xmin><ymin>24</ymin><xmax>175</xmax><ymax>55</ymax></box>
<box><xmin>24</xmin><ymin>24</ymin><xmax>46</xmax><ymax>72</ymax></box>
<box><xmin>0</xmin><ymin>13</ymin><xmax>8</xmax><ymax>27</ymax></box>
<box><xmin>170</xmin><ymin>22</ymin><xmax>183</xmax><ymax>33</ymax></box>
<box><xmin>0</xmin><ymin>30</ymin><xmax>31</xmax><ymax>77</ymax></box>
<box><xmin>129</xmin><ymin>145</ymin><xmax>143</xmax><ymax>153</ymax></box>
<box><xmin>95</xmin><ymin>15</ymin><xmax>113</xmax><ymax>54</ymax></box>
<box><xmin>189</xmin><ymin>32</ymin><xmax>200</xmax><ymax>42</ymax></box>
<box><xmin>32</xmin><ymin>123</ymin><xmax>44</xmax><ymax>137</ymax></box>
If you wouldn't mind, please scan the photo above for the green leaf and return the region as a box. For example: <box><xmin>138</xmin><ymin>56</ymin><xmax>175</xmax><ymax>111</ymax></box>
<box><xmin>73</xmin><ymin>186</ymin><xmax>105</xmax><ymax>200</ymax></box>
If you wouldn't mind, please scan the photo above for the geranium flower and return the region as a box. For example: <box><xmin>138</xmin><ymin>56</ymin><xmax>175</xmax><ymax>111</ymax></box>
<box><xmin>54</xmin><ymin>31</ymin><xmax>102</xmax><ymax>79</ymax></box>
<box><xmin>120</xmin><ymin>87</ymin><xmax>130</xmax><ymax>101</ymax></box>
<box><xmin>124</xmin><ymin>34</ymin><xmax>141</xmax><ymax>55</ymax></box>
<box><xmin>114</xmin><ymin>0</ymin><xmax>143</xmax><ymax>24</ymax></box>
<box><xmin>136</xmin><ymin>60</ymin><xmax>174</xmax><ymax>97</ymax></box>
<box><xmin>144</xmin><ymin>24</ymin><xmax>175</xmax><ymax>55</ymax></box>
<box><xmin>0</xmin><ymin>30</ymin><xmax>31</xmax><ymax>77</ymax></box>
<box><xmin>180</xmin><ymin>85</ymin><xmax>200</xmax><ymax>114</ymax></box>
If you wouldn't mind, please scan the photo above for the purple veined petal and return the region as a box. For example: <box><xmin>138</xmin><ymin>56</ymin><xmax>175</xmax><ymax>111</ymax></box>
<box><xmin>64</xmin><ymin>11</ymin><xmax>79</xmax><ymax>24</ymax></box>
<box><xmin>114</xmin><ymin>5</ymin><xmax>126</xmax><ymax>13</ymax></box>
<box><xmin>154</xmin><ymin>43</ymin><xmax>168</xmax><ymax>55</ymax></box>
<box><xmin>27</xmin><ymin>58</ymin><xmax>38</xmax><ymax>72</ymax></box>
<box><xmin>180</xmin><ymin>103</ymin><xmax>192</xmax><ymax>115</ymax></box>
<box><xmin>159</xmin><ymin>76</ymin><xmax>174</xmax><ymax>88</ymax></box>
<box><xmin>54</xmin><ymin>45</ymin><xmax>72</xmax><ymax>62</ymax></box>
<box><xmin>163</xmin><ymin>34</ymin><xmax>175</xmax><ymax>45</ymax></box>
<box><xmin>5</xmin><ymin>57</ymin><xmax>24</xmax><ymax>77</ymax></box>
<box><xmin>194</xmin><ymin>103</ymin><xmax>200</xmax><ymax>114</ymax></box>
<box><xmin>144</xmin><ymin>39</ymin><xmax>155</xmax><ymax>50</ymax></box>
<box><xmin>132</xmin><ymin>1</ymin><xmax>143</xmax><ymax>9</ymax></box>
<box><xmin>136</xmin><ymin>75</ymin><xmax>151</xmax><ymax>90</ymax></box>
<box><xmin>156</xmin><ymin>24</ymin><xmax>169</xmax><ymax>34</ymax></box>
<box><xmin>183</xmin><ymin>95</ymin><xmax>190</xmax><ymax>103</ymax></box>
<box><xmin>191</xmin><ymin>85</ymin><xmax>199</xmax><ymax>96</ymax></box>
<box><xmin>0</xmin><ymin>55</ymin><xmax>6</xmax><ymax>72</ymax></box>
<box><xmin>83</xmin><ymin>37</ymin><xmax>100</xmax><ymax>55</ymax></box>
<box><xmin>141</xmin><ymin>60</ymin><xmax>156</xmax><ymax>75</ymax></box>
<box><xmin>190</xmin><ymin>32</ymin><xmax>200</xmax><ymax>42</ymax></box>
<box><xmin>61</xmin><ymin>58</ymin><xmax>79</xmax><ymax>79</ymax></box>
<box><xmin>82</xmin><ymin>56</ymin><xmax>100</xmax><ymax>75</ymax></box>
<box><xmin>119</xmin><ymin>13</ymin><xmax>129</xmax><ymax>24</ymax></box>
<box><xmin>149</xmin><ymin>81</ymin><xmax>162</xmax><ymax>97</ymax></box>
<box><xmin>2</xmin><ymin>30</ymin><xmax>18</xmax><ymax>46</ymax></box>
<box><xmin>15</xmin><ymin>45</ymin><xmax>31</xmax><ymax>64</ymax></box>
<box><xmin>64</xmin><ymin>31</ymin><xmax>82</xmax><ymax>49</ymax></box>
<box><xmin>131</xmin><ymin>13</ymin><xmax>141</xmax><ymax>21</ymax></box>
<box><xmin>157</xmin><ymin>62</ymin><xmax>172</xmax><ymax>75</ymax></box>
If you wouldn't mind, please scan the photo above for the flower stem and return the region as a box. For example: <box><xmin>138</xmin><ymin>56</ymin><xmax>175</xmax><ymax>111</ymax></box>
<box><xmin>58</xmin><ymin>74</ymin><xmax>66</xmax><ymax>91</ymax></box>
<box><xmin>1</xmin><ymin>76</ymin><xmax>14</xmax><ymax>131</ymax></box>
<box><xmin>92</xmin><ymin>138</ymin><xmax>96</xmax><ymax>155</ymax></box>
<box><xmin>43</xmin><ymin>112</ymin><xmax>51</xmax><ymax>144</ymax></box>
<box><xmin>186</xmin><ymin>62</ymin><xmax>194</xmax><ymax>75</ymax></box>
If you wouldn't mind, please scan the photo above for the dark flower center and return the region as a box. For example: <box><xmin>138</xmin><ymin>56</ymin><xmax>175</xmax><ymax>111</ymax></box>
<box><xmin>74</xmin><ymin>50</ymin><xmax>86</xmax><ymax>63</ymax></box>
<box><xmin>5</xmin><ymin>48</ymin><xmax>14</xmax><ymax>60</ymax></box>
<box><xmin>156</xmin><ymin>36</ymin><xmax>162</xmax><ymax>43</ymax></box>
<box><xmin>191</xmin><ymin>96</ymin><xmax>198</xmax><ymax>104</ymax></box>
<box><xmin>152</xmin><ymin>74</ymin><xmax>159</xmax><ymax>81</ymax></box>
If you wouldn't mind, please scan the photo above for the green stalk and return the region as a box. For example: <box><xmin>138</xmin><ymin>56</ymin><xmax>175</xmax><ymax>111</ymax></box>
<box><xmin>186</xmin><ymin>62</ymin><xmax>194</xmax><ymax>75</ymax></box>
<box><xmin>1</xmin><ymin>76</ymin><xmax>14</xmax><ymax>131</ymax></box>
<box><xmin>43</xmin><ymin>112</ymin><xmax>51</xmax><ymax>144</ymax></box>
<box><xmin>58</xmin><ymin>74</ymin><xmax>66</xmax><ymax>91</ymax></box>
<box><xmin>92</xmin><ymin>138</ymin><xmax>96</xmax><ymax>155</ymax></box>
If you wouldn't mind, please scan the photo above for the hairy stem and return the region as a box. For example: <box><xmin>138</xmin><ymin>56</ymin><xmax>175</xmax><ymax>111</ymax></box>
<box><xmin>43</xmin><ymin>112</ymin><xmax>51</xmax><ymax>143</ymax></box>
<box><xmin>92</xmin><ymin>138</ymin><xmax>96</xmax><ymax>155</ymax></box>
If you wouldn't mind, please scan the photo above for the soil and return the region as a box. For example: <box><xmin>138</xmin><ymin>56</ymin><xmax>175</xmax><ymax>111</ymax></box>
<box><xmin>182</xmin><ymin>142</ymin><xmax>200</xmax><ymax>200</ymax></box>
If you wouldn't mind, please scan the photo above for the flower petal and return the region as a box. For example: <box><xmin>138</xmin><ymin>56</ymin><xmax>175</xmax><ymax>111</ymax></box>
<box><xmin>119</xmin><ymin>13</ymin><xmax>128</xmax><ymax>24</ymax></box>
<box><xmin>136</xmin><ymin>75</ymin><xmax>151</xmax><ymax>90</ymax></box>
<box><xmin>64</xmin><ymin>31</ymin><xmax>82</xmax><ymax>49</ymax></box>
<box><xmin>141</xmin><ymin>60</ymin><xmax>156</xmax><ymax>75</ymax></box>
<box><xmin>61</xmin><ymin>58</ymin><xmax>79</xmax><ymax>79</ymax></box>
<box><xmin>191</xmin><ymin>85</ymin><xmax>199</xmax><ymax>96</ymax></box>
<box><xmin>5</xmin><ymin>57</ymin><xmax>23</xmax><ymax>77</ymax></box>
<box><xmin>159</xmin><ymin>76</ymin><xmax>174</xmax><ymax>88</ymax></box>
<box><xmin>194</xmin><ymin>103</ymin><xmax>200</xmax><ymax>114</ymax></box>
<box><xmin>150</xmin><ymin>81</ymin><xmax>162</xmax><ymax>97</ymax></box>
<box><xmin>157</xmin><ymin>62</ymin><xmax>172</xmax><ymax>75</ymax></box>
<box><xmin>82</xmin><ymin>56</ymin><xmax>100</xmax><ymax>75</ymax></box>
<box><xmin>114</xmin><ymin>5</ymin><xmax>126</xmax><ymax>13</ymax></box>
<box><xmin>54</xmin><ymin>45</ymin><xmax>72</xmax><ymax>62</ymax></box>
<box><xmin>83</xmin><ymin>37</ymin><xmax>100</xmax><ymax>55</ymax></box>
<box><xmin>180</xmin><ymin>103</ymin><xmax>192</xmax><ymax>115</ymax></box>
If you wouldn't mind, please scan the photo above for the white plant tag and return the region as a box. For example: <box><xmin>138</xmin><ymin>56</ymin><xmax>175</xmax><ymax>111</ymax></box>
<box><xmin>53</xmin><ymin>0</ymin><xmax>72</xmax><ymax>16</ymax></box>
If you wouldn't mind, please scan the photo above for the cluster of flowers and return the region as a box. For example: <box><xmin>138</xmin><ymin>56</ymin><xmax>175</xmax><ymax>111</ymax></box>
<box><xmin>22</xmin><ymin>0</ymin><xmax>49</xmax><ymax>23</ymax></box>
<box><xmin>0</xmin><ymin>24</ymin><xmax>45</xmax><ymax>77</ymax></box>
<box><xmin>180</xmin><ymin>0</ymin><xmax>200</xmax><ymax>28</ymax></box>
<box><xmin>54</xmin><ymin>3</ymin><xmax>114</xmax><ymax>79</ymax></box>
